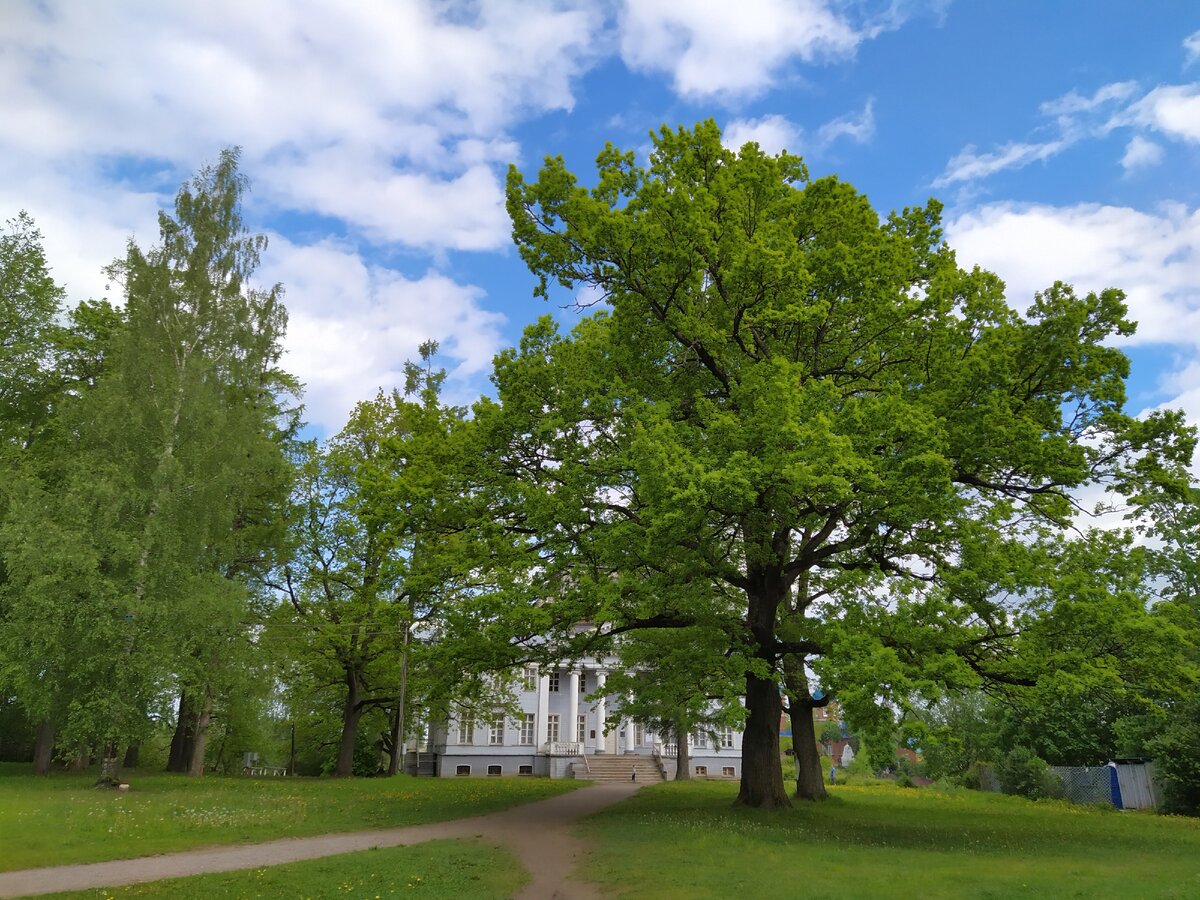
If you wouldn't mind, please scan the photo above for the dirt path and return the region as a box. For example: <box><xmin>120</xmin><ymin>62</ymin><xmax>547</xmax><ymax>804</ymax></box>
<box><xmin>0</xmin><ymin>782</ymin><xmax>640</xmax><ymax>899</ymax></box>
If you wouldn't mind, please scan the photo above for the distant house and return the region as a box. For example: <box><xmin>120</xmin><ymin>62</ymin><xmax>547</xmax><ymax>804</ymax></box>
<box><xmin>413</xmin><ymin>649</ymin><xmax>743</xmax><ymax>780</ymax></box>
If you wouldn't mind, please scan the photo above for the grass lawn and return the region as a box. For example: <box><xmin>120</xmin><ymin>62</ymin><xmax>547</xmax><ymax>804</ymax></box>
<box><xmin>0</xmin><ymin>762</ymin><xmax>577</xmax><ymax>872</ymax></box>
<box><xmin>581</xmin><ymin>780</ymin><xmax>1200</xmax><ymax>899</ymax></box>
<box><xmin>40</xmin><ymin>839</ymin><xmax>525</xmax><ymax>899</ymax></box>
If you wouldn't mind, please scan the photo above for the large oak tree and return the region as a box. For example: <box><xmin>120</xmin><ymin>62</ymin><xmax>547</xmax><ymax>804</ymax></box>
<box><xmin>487</xmin><ymin>121</ymin><xmax>1193</xmax><ymax>808</ymax></box>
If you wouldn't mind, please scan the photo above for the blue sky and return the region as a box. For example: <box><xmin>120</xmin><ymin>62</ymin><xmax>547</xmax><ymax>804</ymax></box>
<box><xmin>3</xmin><ymin>1</ymin><xmax>1198</xmax><ymax>439</ymax></box>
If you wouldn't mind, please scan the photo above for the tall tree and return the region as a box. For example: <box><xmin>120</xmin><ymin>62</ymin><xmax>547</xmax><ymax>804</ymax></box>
<box><xmin>491</xmin><ymin>121</ymin><xmax>1193</xmax><ymax>808</ymax></box>
<box><xmin>270</xmin><ymin>343</ymin><xmax>465</xmax><ymax>776</ymax></box>
<box><xmin>1</xmin><ymin>151</ymin><xmax>295</xmax><ymax>782</ymax></box>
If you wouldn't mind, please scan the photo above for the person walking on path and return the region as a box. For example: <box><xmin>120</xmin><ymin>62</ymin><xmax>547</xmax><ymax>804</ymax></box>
<box><xmin>631</xmin><ymin>765</ymin><xmax>638</xmax><ymax>782</ymax></box>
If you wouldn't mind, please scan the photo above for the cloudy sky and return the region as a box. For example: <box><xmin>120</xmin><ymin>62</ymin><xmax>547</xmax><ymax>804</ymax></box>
<box><xmin>3</xmin><ymin>1</ymin><xmax>1198</xmax><ymax>436</ymax></box>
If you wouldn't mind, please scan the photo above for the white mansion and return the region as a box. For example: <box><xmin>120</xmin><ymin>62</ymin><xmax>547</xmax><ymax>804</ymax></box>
<box><xmin>419</xmin><ymin>657</ymin><xmax>744</xmax><ymax>780</ymax></box>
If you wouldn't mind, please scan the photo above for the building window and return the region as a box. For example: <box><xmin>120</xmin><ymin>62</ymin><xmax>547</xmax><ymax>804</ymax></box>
<box><xmin>693</xmin><ymin>729</ymin><xmax>708</xmax><ymax>749</ymax></box>
<box><xmin>456</xmin><ymin>765</ymin><xmax>471</xmax><ymax>776</ymax></box>
<box><xmin>547</xmin><ymin>714</ymin><xmax>560</xmax><ymax>743</ymax></box>
<box><xmin>718</xmin><ymin>727</ymin><xmax>734</xmax><ymax>749</ymax></box>
<box><xmin>722</xmin><ymin>766</ymin><xmax>735</xmax><ymax>777</ymax></box>
<box><xmin>518</xmin><ymin>765</ymin><xmax>533</xmax><ymax>775</ymax></box>
<box><xmin>635</xmin><ymin>723</ymin><xmax>644</xmax><ymax>747</ymax></box>
<box><xmin>487</xmin><ymin>765</ymin><xmax>502</xmax><ymax>776</ymax></box>
<box><xmin>518</xmin><ymin>713</ymin><xmax>535</xmax><ymax>745</ymax></box>
<box><xmin>523</xmin><ymin>667</ymin><xmax>536</xmax><ymax>691</ymax></box>
<box><xmin>579</xmin><ymin>673</ymin><xmax>587</xmax><ymax>693</ymax></box>
<box><xmin>489</xmin><ymin>715</ymin><xmax>504</xmax><ymax>745</ymax></box>
<box><xmin>577</xmin><ymin>715</ymin><xmax>586</xmax><ymax>743</ymax></box>
<box><xmin>695</xmin><ymin>765</ymin><xmax>708</xmax><ymax>776</ymax></box>
<box><xmin>548</xmin><ymin>672</ymin><xmax>560</xmax><ymax>692</ymax></box>
<box><xmin>458</xmin><ymin>715</ymin><xmax>474</xmax><ymax>745</ymax></box>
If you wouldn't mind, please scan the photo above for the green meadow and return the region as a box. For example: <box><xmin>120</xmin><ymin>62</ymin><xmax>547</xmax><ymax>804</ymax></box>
<box><xmin>7</xmin><ymin>764</ymin><xmax>1200</xmax><ymax>899</ymax></box>
<box><xmin>41</xmin><ymin>840</ymin><xmax>525</xmax><ymax>900</ymax></box>
<box><xmin>0</xmin><ymin>763</ymin><xmax>575</xmax><ymax>871</ymax></box>
<box><xmin>582</xmin><ymin>780</ymin><xmax>1200</xmax><ymax>899</ymax></box>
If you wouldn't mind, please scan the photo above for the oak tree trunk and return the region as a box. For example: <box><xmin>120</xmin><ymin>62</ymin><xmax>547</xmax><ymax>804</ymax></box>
<box><xmin>788</xmin><ymin>701</ymin><xmax>827</xmax><ymax>800</ymax></box>
<box><xmin>334</xmin><ymin>672</ymin><xmax>363</xmax><ymax>777</ymax></box>
<box><xmin>97</xmin><ymin>740</ymin><xmax>120</xmax><ymax>786</ymax></box>
<box><xmin>783</xmin><ymin>656</ymin><xmax>827</xmax><ymax>801</ymax></box>
<box><xmin>674</xmin><ymin>720</ymin><xmax>691</xmax><ymax>780</ymax></box>
<box><xmin>122</xmin><ymin>742</ymin><xmax>140</xmax><ymax>769</ymax></box>
<box><xmin>735</xmin><ymin>577</ymin><xmax>791</xmax><ymax>808</ymax></box>
<box><xmin>187</xmin><ymin>687</ymin><xmax>213</xmax><ymax>777</ymax></box>
<box><xmin>32</xmin><ymin>720</ymin><xmax>55</xmax><ymax>775</ymax></box>
<box><xmin>736</xmin><ymin>672</ymin><xmax>790</xmax><ymax>807</ymax></box>
<box><xmin>167</xmin><ymin>691</ymin><xmax>196</xmax><ymax>773</ymax></box>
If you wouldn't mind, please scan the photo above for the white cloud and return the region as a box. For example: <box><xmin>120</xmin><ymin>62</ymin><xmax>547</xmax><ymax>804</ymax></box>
<box><xmin>1038</xmin><ymin>81</ymin><xmax>1138</xmax><ymax>118</ymax></box>
<box><xmin>935</xmin><ymin>139</ymin><xmax>1071</xmax><ymax>187</ymax></box>
<box><xmin>1185</xmin><ymin>30</ymin><xmax>1200</xmax><ymax>67</ymax></box>
<box><xmin>259</xmin><ymin>237</ymin><xmax>506</xmax><ymax>432</ymax></box>
<box><xmin>1125</xmin><ymin>84</ymin><xmax>1200</xmax><ymax>143</ymax></box>
<box><xmin>0</xmin><ymin>164</ymin><xmax>165</xmax><ymax>305</ymax></box>
<box><xmin>618</xmin><ymin>0</ymin><xmax>864</xmax><ymax>100</ymax></box>
<box><xmin>0</xmin><ymin>0</ymin><xmax>602</xmax><ymax>248</ymax></box>
<box><xmin>816</xmin><ymin>98</ymin><xmax>876</xmax><ymax>146</ymax></box>
<box><xmin>723</xmin><ymin>115</ymin><xmax>803</xmax><ymax>156</ymax></box>
<box><xmin>261</xmin><ymin>153</ymin><xmax>511</xmax><ymax>252</ymax></box>
<box><xmin>946</xmin><ymin>201</ymin><xmax>1200</xmax><ymax>349</ymax></box>
<box><xmin>1121</xmin><ymin>135</ymin><xmax>1165</xmax><ymax>171</ymax></box>
<box><xmin>939</xmin><ymin>78</ymin><xmax>1200</xmax><ymax>186</ymax></box>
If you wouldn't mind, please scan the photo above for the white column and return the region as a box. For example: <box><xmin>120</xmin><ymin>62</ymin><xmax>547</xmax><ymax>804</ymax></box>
<box><xmin>567</xmin><ymin>671</ymin><xmax>580</xmax><ymax>750</ymax></box>
<box><xmin>595</xmin><ymin>671</ymin><xmax>607</xmax><ymax>753</ymax></box>
<box><xmin>536</xmin><ymin>671</ymin><xmax>550</xmax><ymax>750</ymax></box>
<box><xmin>624</xmin><ymin>717</ymin><xmax>636</xmax><ymax>754</ymax></box>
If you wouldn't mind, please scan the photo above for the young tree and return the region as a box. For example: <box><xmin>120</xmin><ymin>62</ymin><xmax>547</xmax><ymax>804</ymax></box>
<box><xmin>602</xmin><ymin>623</ymin><xmax>746</xmax><ymax>781</ymax></box>
<box><xmin>491</xmin><ymin>121</ymin><xmax>1193</xmax><ymax>808</ymax></box>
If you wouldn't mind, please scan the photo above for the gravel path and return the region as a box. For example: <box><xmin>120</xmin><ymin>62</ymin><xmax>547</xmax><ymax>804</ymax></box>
<box><xmin>0</xmin><ymin>782</ymin><xmax>640</xmax><ymax>899</ymax></box>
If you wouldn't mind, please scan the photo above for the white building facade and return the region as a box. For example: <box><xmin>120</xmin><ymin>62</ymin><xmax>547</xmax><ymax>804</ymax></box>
<box><xmin>423</xmin><ymin>658</ymin><xmax>743</xmax><ymax>780</ymax></box>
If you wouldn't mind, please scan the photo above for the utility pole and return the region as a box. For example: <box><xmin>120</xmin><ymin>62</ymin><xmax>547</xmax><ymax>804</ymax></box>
<box><xmin>388</xmin><ymin>620</ymin><xmax>410</xmax><ymax>775</ymax></box>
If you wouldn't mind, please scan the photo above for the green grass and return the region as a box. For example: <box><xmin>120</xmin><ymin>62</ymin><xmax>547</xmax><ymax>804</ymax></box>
<box><xmin>0</xmin><ymin>762</ymin><xmax>577</xmax><ymax>872</ymax></box>
<box><xmin>41</xmin><ymin>839</ymin><xmax>525</xmax><ymax>899</ymax></box>
<box><xmin>581</xmin><ymin>779</ymin><xmax>1200</xmax><ymax>899</ymax></box>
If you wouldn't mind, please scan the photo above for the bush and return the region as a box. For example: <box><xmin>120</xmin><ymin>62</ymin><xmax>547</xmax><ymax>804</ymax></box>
<box><xmin>1147</xmin><ymin>703</ymin><xmax>1200</xmax><ymax>816</ymax></box>
<box><xmin>995</xmin><ymin>747</ymin><xmax>1064</xmax><ymax>800</ymax></box>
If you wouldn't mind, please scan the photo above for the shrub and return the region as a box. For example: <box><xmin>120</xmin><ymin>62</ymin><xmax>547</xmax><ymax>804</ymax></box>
<box><xmin>995</xmin><ymin>747</ymin><xmax>1063</xmax><ymax>800</ymax></box>
<box><xmin>1147</xmin><ymin>703</ymin><xmax>1200</xmax><ymax>816</ymax></box>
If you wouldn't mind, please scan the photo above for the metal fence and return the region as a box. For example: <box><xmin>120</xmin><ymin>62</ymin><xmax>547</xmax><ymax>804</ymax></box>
<box><xmin>1049</xmin><ymin>766</ymin><xmax>1114</xmax><ymax>806</ymax></box>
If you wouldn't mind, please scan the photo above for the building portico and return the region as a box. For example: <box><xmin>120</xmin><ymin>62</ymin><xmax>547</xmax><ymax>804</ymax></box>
<box><xmin>424</xmin><ymin>657</ymin><xmax>743</xmax><ymax>780</ymax></box>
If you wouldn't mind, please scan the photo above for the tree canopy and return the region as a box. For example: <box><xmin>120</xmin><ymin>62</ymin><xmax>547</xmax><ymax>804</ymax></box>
<box><xmin>490</xmin><ymin>120</ymin><xmax>1195</xmax><ymax>807</ymax></box>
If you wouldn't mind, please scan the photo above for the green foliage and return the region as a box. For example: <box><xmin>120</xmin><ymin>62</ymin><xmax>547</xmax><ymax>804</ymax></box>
<box><xmin>493</xmin><ymin>119</ymin><xmax>1196</xmax><ymax>807</ymax></box>
<box><xmin>1147</xmin><ymin>697</ymin><xmax>1200</xmax><ymax>816</ymax></box>
<box><xmin>0</xmin><ymin>152</ymin><xmax>296</xmax><ymax>768</ymax></box>
<box><xmin>269</xmin><ymin>342</ymin><xmax>472</xmax><ymax>776</ymax></box>
<box><xmin>0</xmin><ymin>211</ymin><xmax>65</xmax><ymax>449</ymax></box>
<box><xmin>994</xmin><ymin>746</ymin><xmax>1064</xmax><ymax>800</ymax></box>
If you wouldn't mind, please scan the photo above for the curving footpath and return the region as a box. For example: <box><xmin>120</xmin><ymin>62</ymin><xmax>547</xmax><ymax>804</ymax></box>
<box><xmin>0</xmin><ymin>781</ymin><xmax>641</xmax><ymax>900</ymax></box>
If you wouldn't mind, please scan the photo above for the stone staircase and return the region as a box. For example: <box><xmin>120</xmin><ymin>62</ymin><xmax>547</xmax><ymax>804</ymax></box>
<box><xmin>571</xmin><ymin>754</ymin><xmax>665</xmax><ymax>784</ymax></box>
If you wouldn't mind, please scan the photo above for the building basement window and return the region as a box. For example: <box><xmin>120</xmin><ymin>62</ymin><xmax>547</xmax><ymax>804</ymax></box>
<box><xmin>455</xmin><ymin>765</ymin><xmax>471</xmax><ymax>776</ymax></box>
<box><xmin>518</xmin><ymin>765</ymin><xmax>533</xmax><ymax>775</ymax></box>
<box><xmin>722</xmin><ymin>767</ymin><xmax>735</xmax><ymax>777</ymax></box>
<box><xmin>487</xmin><ymin>765</ymin><xmax>502</xmax><ymax>776</ymax></box>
